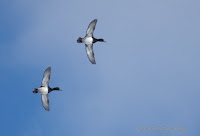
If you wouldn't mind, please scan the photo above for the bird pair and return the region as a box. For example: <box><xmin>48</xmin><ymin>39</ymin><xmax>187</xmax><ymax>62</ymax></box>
<box><xmin>33</xmin><ymin>19</ymin><xmax>105</xmax><ymax>111</ymax></box>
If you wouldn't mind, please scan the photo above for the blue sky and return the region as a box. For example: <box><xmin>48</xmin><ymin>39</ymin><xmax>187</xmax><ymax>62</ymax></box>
<box><xmin>0</xmin><ymin>0</ymin><xmax>200</xmax><ymax>135</ymax></box>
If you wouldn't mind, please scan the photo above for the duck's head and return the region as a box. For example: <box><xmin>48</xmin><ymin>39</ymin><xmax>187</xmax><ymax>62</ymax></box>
<box><xmin>53</xmin><ymin>87</ymin><xmax>61</xmax><ymax>90</ymax></box>
<box><xmin>97</xmin><ymin>38</ymin><xmax>106</xmax><ymax>42</ymax></box>
<box><xmin>101</xmin><ymin>39</ymin><xmax>106</xmax><ymax>42</ymax></box>
<box><xmin>77</xmin><ymin>37</ymin><xmax>82</xmax><ymax>43</ymax></box>
<box><xmin>48</xmin><ymin>87</ymin><xmax>62</xmax><ymax>93</ymax></box>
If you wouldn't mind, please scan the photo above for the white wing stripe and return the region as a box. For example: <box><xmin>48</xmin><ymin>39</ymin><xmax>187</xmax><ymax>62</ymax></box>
<box><xmin>86</xmin><ymin>19</ymin><xmax>98</xmax><ymax>37</ymax></box>
<box><xmin>85</xmin><ymin>44</ymin><xmax>96</xmax><ymax>64</ymax></box>
<box><xmin>41</xmin><ymin>67</ymin><xmax>51</xmax><ymax>87</ymax></box>
<box><xmin>41</xmin><ymin>94</ymin><xmax>50</xmax><ymax>111</ymax></box>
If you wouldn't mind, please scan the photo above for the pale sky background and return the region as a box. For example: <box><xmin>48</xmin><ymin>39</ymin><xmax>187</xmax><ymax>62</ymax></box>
<box><xmin>0</xmin><ymin>0</ymin><xmax>200</xmax><ymax>136</ymax></box>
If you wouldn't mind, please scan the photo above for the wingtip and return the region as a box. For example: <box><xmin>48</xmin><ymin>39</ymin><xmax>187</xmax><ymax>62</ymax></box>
<box><xmin>45</xmin><ymin>108</ymin><xmax>50</xmax><ymax>111</ymax></box>
<box><xmin>45</xmin><ymin>67</ymin><xmax>51</xmax><ymax>72</ymax></box>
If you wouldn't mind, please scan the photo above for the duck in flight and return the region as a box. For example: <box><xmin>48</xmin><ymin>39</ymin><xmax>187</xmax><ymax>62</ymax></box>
<box><xmin>33</xmin><ymin>67</ymin><xmax>62</xmax><ymax>111</ymax></box>
<box><xmin>77</xmin><ymin>19</ymin><xmax>105</xmax><ymax>64</ymax></box>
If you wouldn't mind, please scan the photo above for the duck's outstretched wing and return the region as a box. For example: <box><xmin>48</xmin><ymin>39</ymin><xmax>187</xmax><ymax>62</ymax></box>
<box><xmin>85</xmin><ymin>44</ymin><xmax>96</xmax><ymax>64</ymax></box>
<box><xmin>86</xmin><ymin>19</ymin><xmax>97</xmax><ymax>37</ymax></box>
<box><xmin>41</xmin><ymin>67</ymin><xmax>51</xmax><ymax>87</ymax></box>
<box><xmin>41</xmin><ymin>94</ymin><xmax>50</xmax><ymax>111</ymax></box>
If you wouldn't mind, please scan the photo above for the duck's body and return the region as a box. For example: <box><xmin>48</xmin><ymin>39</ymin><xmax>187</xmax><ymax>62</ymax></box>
<box><xmin>33</xmin><ymin>67</ymin><xmax>62</xmax><ymax>111</ymax></box>
<box><xmin>77</xmin><ymin>19</ymin><xmax>105</xmax><ymax>64</ymax></box>
<box><xmin>36</xmin><ymin>86</ymin><xmax>48</xmax><ymax>94</ymax></box>
<box><xmin>82</xmin><ymin>37</ymin><xmax>93</xmax><ymax>44</ymax></box>
<box><xmin>33</xmin><ymin>86</ymin><xmax>60</xmax><ymax>94</ymax></box>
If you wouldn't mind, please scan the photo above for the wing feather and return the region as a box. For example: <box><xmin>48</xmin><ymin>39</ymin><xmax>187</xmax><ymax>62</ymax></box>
<box><xmin>41</xmin><ymin>67</ymin><xmax>51</xmax><ymax>87</ymax></box>
<box><xmin>86</xmin><ymin>19</ymin><xmax>97</xmax><ymax>37</ymax></box>
<box><xmin>85</xmin><ymin>44</ymin><xmax>96</xmax><ymax>64</ymax></box>
<box><xmin>41</xmin><ymin>94</ymin><xmax>50</xmax><ymax>111</ymax></box>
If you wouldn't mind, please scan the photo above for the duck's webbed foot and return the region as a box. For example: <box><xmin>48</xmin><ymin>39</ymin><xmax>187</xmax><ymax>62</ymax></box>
<box><xmin>33</xmin><ymin>88</ymin><xmax>38</xmax><ymax>93</ymax></box>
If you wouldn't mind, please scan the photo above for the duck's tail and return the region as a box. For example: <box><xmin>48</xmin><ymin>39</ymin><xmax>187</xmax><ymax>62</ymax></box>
<box><xmin>33</xmin><ymin>88</ymin><xmax>38</xmax><ymax>93</ymax></box>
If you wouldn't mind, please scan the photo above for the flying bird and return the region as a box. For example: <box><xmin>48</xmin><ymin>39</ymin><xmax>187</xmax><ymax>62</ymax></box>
<box><xmin>77</xmin><ymin>19</ymin><xmax>105</xmax><ymax>64</ymax></box>
<box><xmin>33</xmin><ymin>67</ymin><xmax>62</xmax><ymax>111</ymax></box>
